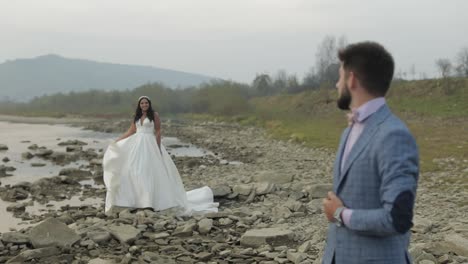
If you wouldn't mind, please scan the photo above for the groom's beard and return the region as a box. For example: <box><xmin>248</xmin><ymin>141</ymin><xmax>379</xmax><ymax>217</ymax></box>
<box><xmin>337</xmin><ymin>86</ymin><xmax>352</xmax><ymax>110</ymax></box>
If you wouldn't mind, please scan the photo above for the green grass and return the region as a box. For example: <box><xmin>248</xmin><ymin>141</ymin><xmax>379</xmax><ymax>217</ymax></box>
<box><xmin>247</xmin><ymin>79</ymin><xmax>468</xmax><ymax>173</ymax></box>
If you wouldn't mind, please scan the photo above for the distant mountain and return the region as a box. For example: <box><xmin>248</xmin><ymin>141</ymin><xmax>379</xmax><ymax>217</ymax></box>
<box><xmin>0</xmin><ymin>54</ymin><xmax>215</xmax><ymax>101</ymax></box>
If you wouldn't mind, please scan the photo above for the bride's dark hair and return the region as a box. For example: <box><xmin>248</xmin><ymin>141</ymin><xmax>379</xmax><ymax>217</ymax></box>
<box><xmin>134</xmin><ymin>96</ymin><xmax>155</xmax><ymax>123</ymax></box>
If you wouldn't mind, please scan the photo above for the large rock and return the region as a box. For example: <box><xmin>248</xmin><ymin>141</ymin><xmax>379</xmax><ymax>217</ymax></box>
<box><xmin>0</xmin><ymin>144</ymin><xmax>8</xmax><ymax>150</ymax></box>
<box><xmin>253</xmin><ymin>170</ymin><xmax>293</xmax><ymax>184</ymax></box>
<box><xmin>35</xmin><ymin>149</ymin><xmax>53</xmax><ymax>157</ymax></box>
<box><xmin>6</xmin><ymin>247</ymin><xmax>60</xmax><ymax>263</ymax></box>
<box><xmin>172</xmin><ymin>223</ymin><xmax>197</xmax><ymax>237</ymax></box>
<box><xmin>1</xmin><ymin>232</ymin><xmax>30</xmax><ymax>244</ymax></box>
<box><xmin>305</xmin><ymin>184</ymin><xmax>333</xmax><ymax>199</ymax></box>
<box><xmin>59</xmin><ymin>168</ymin><xmax>92</xmax><ymax>178</ymax></box>
<box><xmin>29</xmin><ymin>218</ymin><xmax>80</xmax><ymax>248</ymax></box>
<box><xmin>88</xmin><ymin>258</ymin><xmax>117</xmax><ymax>264</ymax></box>
<box><xmin>255</xmin><ymin>182</ymin><xmax>276</xmax><ymax>195</ymax></box>
<box><xmin>21</xmin><ymin>152</ymin><xmax>34</xmax><ymax>159</ymax></box>
<box><xmin>58</xmin><ymin>140</ymin><xmax>88</xmax><ymax>146</ymax></box>
<box><xmin>287</xmin><ymin>251</ymin><xmax>307</xmax><ymax>264</ymax></box>
<box><xmin>50</xmin><ymin>152</ymin><xmax>78</xmax><ymax>164</ymax></box>
<box><xmin>0</xmin><ymin>188</ymin><xmax>29</xmax><ymax>202</ymax></box>
<box><xmin>87</xmin><ymin>231</ymin><xmax>112</xmax><ymax>244</ymax></box>
<box><xmin>197</xmin><ymin>219</ymin><xmax>213</xmax><ymax>234</ymax></box>
<box><xmin>412</xmin><ymin>216</ymin><xmax>433</xmax><ymax>234</ymax></box>
<box><xmin>240</xmin><ymin>228</ymin><xmax>294</xmax><ymax>248</ymax></box>
<box><xmin>212</xmin><ymin>185</ymin><xmax>232</xmax><ymax>197</ymax></box>
<box><xmin>444</xmin><ymin>234</ymin><xmax>468</xmax><ymax>257</ymax></box>
<box><xmin>233</xmin><ymin>184</ymin><xmax>252</xmax><ymax>196</ymax></box>
<box><xmin>107</xmin><ymin>224</ymin><xmax>141</xmax><ymax>244</ymax></box>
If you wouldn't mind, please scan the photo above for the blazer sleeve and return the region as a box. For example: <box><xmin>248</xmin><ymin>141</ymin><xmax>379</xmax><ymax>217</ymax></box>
<box><xmin>346</xmin><ymin>128</ymin><xmax>419</xmax><ymax>236</ymax></box>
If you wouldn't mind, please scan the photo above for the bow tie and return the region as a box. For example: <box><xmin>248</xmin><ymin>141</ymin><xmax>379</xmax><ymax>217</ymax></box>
<box><xmin>346</xmin><ymin>110</ymin><xmax>360</xmax><ymax>126</ymax></box>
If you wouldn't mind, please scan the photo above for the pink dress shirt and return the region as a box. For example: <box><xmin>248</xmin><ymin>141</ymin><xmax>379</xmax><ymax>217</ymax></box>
<box><xmin>340</xmin><ymin>97</ymin><xmax>386</xmax><ymax>226</ymax></box>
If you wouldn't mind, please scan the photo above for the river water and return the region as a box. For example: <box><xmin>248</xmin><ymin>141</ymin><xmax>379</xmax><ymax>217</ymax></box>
<box><xmin>0</xmin><ymin>121</ymin><xmax>210</xmax><ymax>232</ymax></box>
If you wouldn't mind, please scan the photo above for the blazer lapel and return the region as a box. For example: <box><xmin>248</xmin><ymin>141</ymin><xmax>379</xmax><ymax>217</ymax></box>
<box><xmin>336</xmin><ymin>105</ymin><xmax>391</xmax><ymax>192</ymax></box>
<box><xmin>333</xmin><ymin>126</ymin><xmax>351</xmax><ymax>193</ymax></box>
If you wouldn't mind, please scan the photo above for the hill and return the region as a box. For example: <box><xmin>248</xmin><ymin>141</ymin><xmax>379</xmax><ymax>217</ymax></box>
<box><xmin>0</xmin><ymin>54</ymin><xmax>215</xmax><ymax>101</ymax></box>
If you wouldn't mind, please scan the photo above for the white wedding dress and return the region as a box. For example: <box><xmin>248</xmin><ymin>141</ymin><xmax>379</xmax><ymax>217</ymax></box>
<box><xmin>103</xmin><ymin>117</ymin><xmax>218</xmax><ymax>215</ymax></box>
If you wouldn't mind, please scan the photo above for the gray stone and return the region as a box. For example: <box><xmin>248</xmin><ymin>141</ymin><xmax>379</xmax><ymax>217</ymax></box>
<box><xmin>254</xmin><ymin>170</ymin><xmax>293</xmax><ymax>184</ymax></box>
<box><xmin>59</xmin><ymin>168</ymin><xmax>92</xmax><ymax>178</ymax></box>
<box><xmin>1</xmin><ymin>232</ymin><xmax>30</xmax><ymax>244</ymax></box>
<box><xmin>212</xmin><ymin>185</ymin><xmax>232</xmax><ymax>197</ymax></box>
<box><xmin>412</xmin><ymin>216</ymin><xmax>433</xmax><ymax>234</ymax></box>
<box><xmin>29</xmin><ymin>218</ymin><xmax>80</xmax><ymax>248</ymax></box>
<box><xmin>107</xmin><ymin>224</ymin><xmax>141</xmax><ymax>244</ymax></box>
<box><xmin>219</xmin><ymin>218</ymin><xmax>234</xmax><ymax>226</ymax></box>
<box><xmin>6</xmin><ymin>203</ymin><xmax>26</xmax><ymax>212</ymax></box>
<box><xmin>31</xmin><ymin>163</ymin><xmax>46</xmax><ymax>167</ymax></box>
<box><xmin>6</xmin><ymin>247</ymin><xmax>60</xmax><ymax>263</ymax></box>
<box><xmin>287</xmin><ymin>251</ymin><xmax>307</xmax><ymax>264</ymax></box>
<box><xmin>284</xmin><ymin>200</ymin><xmax>306</xmax><ymax>212</ymax></box>
<box><xmin>298</xmin><ymin>240</ymin><xmax>312</xmax><ymax>253</ymax></box>
<box><xmin>173</xmin><ymin>223</ymin><xmax>197</xmax><ymax>237</ymax></box>
<box><xmin>0</xmin><ymin>144</ymin><xmax>8</xmax><ymax>150</ymax></box>
<box><xmin>140</xmin><ymin>251</ymin><xmax>176</xmax><ymax>263</ymax></box>
<box><xmin>198</xmin><ymin>218</ymin><xmax>213</xmax><ymax>234</ymax></box>
<box><xmin>87</xmin><ymin>231</ymin><xmax>112</xmax><ymax>244</ymax></box>
<box><xmin>0</xmin><ymin>188</ymin><xmax>28</xmax><ymax>202</ymax></box>
<box><xmin>195</xmin><ymin>252</ymin><xmax>213</xmax><ymax>261</ymax></box>
<box><xmin>444</xmin><ymin>234</ymin><xmax>468</xmax><ymax>257</ymax></box>
<box><xmin>35</xmin><ymin>149</ymin><xmax>53</xmax><ymax>157</ymax></box>
<box><xmin>256</xmin><ymin>182</ymin><xmax>276</xmax><ymax>195</ymax></box>
<box><xmin>22</xmin><ymin>152</ymin><xmax>34</xmax><ymax>159</ymax></box>
<box><xmin>305</xmin><ymin>184</ymin><xmax>333</xmax><ymax>199</ymax></box>
<box><xmin>58</xmin><ymin>140</ymin><xmax>87</xmax><ymax>146</ymax></box>
<box><xmin>66</xmin><ymin>145</ymin><xmax>83</xmax><ymax>152</ymax></box>
<box><xmin>233</xmin><ymin>184</ymin><xmax>252</xmax><ymax>196</ymax></box>
<box><xmin>240</xmin><ymin>228</ymin><xmax>294</xmax><ymax>248</ymax></box>
<box><xmin>419</xmin><ymin>260</ymin><xmax>435</xmax><ymax>264</ymax></box>
<box><xmin>88</xmin><ymin>258</ymin><xmax>116</xmax><ymax>264</ymax></box>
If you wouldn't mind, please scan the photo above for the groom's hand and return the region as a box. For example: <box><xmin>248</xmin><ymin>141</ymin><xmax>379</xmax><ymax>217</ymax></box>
<box><xmin>323</xmin><ymin>191</ymin><xmax>343</xmax><ymax>222</ymax></box>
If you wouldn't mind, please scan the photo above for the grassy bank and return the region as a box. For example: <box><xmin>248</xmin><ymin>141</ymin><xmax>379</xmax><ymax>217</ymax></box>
<box><xmin>189</xmin><ymin>78</ymin><xmax>468</xmax><ymax>172</ymax></box>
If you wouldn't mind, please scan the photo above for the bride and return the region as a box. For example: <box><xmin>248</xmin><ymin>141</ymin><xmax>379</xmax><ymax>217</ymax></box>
<box><xmin>103</xmin><ymin>96</ymin><xmax>218</xmax><ymax>215</ymax></box>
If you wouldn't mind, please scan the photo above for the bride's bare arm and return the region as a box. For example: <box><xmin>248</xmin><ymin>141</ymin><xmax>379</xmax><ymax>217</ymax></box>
<box><xmin>154</xmin><ymin>112</ymin><xmax>162</xmax><ymax>151</ymax></box>
<box><xmin>116</xmin><ymin>121</ymin><xmax>136</xmax><ymax>142</ymax></box>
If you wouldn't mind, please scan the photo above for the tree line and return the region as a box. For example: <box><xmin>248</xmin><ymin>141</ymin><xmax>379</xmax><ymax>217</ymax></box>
<box><xmin>1</xmin><ymin>36</ymin><xmax>467</xmax><ymax>117</ymax></box>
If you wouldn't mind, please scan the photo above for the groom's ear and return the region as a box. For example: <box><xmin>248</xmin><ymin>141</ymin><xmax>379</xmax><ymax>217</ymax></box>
<box><xmin>346</xmin><ymin>71</ymin><xmax>360</xmax><ymax>91</ymax></box>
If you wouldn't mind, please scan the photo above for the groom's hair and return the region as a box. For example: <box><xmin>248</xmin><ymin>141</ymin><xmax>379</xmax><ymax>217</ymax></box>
<box><xmin>338</xmin><ymin>41</ymin><xmax>394</xmax><ymax>97</ymax></box>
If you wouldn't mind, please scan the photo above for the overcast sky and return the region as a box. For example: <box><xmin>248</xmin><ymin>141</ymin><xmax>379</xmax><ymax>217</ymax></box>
<box><xmin>1</xmin><ymin>0</ymin><xmax>467</xmax><ymax>83</ymax></box>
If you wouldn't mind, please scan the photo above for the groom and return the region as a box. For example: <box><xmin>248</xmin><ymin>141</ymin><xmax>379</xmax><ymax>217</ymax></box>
<box><xmin>322</xmin><ymin>42</ymin><xmax>419</xmax><ymax>264</ymax></box>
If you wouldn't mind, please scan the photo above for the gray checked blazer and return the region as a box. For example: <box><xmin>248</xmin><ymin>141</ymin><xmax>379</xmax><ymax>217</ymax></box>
<box><xmin>323</xmin><ymin>104</ymin><xmax>419</xmax><ymax>264</ymax></box>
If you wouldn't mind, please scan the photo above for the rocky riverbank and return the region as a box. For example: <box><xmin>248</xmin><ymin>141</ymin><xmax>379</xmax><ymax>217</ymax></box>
<box><xmin>0</xmin><ymin>118</ymin><xmax>467</xmax><ymax>263</ymax></box>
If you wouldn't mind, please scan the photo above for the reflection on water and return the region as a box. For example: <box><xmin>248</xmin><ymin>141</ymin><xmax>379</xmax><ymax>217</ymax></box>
<box><xmin>0</xmin><ymin>121</ymin><xmax>210</xmax><ymax>232</ymax></box>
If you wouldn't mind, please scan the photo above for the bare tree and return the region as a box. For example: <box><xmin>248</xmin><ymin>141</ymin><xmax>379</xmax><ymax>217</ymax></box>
<box><xmin>435</xmin><ymin>58</ymin><xmax>454</xmax><ymax>95</ymax></box>
<box><xmin>272</xmin><ymin>70</ymin><xmax>288</xmax><ymax>93</ymax></box>
<box><xmin>302</xmin><ymin>67</ymin><xmax>320</xmax><ymax>89</ymax></box>
<box><xmin>409</xmin><ymin>64</ymin><xmax>417</xmax><ymax>80</ymax></box>
<box><xmin>315</xmin><ymin>35</ymin><xmax>347</xmax><ymax>86</ymax></box>
<box><xmin>286</xmin><ymin>75</ymin><xmax>300</xmax><ymax>94</ymax></box>
<box><xmin>455</xmin><ymin>47</ymin><xmax>468</xmax><ymax>77</ymax></box>
<box><xmin>253</xmin><ymin>73</ymin><xmax>272</xmax><ymax>96</ymax></box>
<box><xmin>435</xmin><ymin>58</ymin><xmax>452</xmax><ymax>78</ymax></box>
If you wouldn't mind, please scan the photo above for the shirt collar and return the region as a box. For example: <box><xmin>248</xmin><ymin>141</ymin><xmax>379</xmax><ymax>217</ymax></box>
<box><xmin>351</xmin><ymin>97</ymin><xmax>386</xmax><ymax>123</ymax></box>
